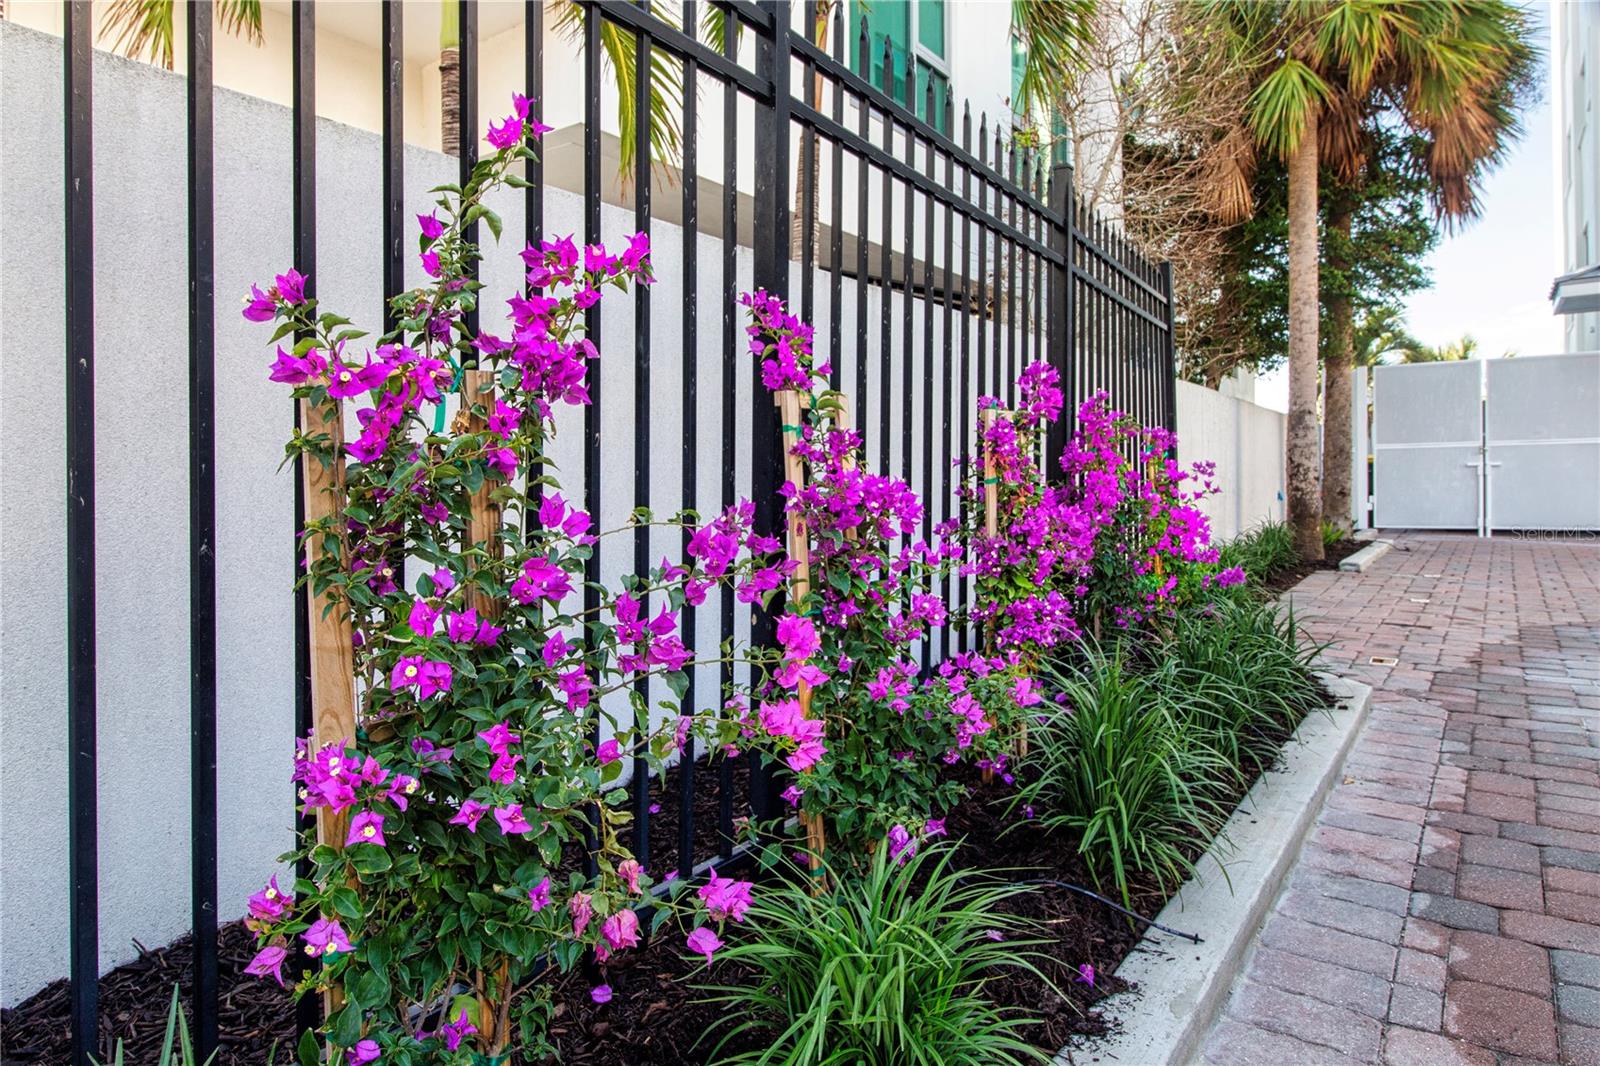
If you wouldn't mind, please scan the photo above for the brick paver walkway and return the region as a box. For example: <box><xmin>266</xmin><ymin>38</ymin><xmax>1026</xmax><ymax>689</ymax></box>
<box><xmin>1199</xmin><ymin>534</ymin><xmax>1600</xmax><ymax>1066</ymax></box>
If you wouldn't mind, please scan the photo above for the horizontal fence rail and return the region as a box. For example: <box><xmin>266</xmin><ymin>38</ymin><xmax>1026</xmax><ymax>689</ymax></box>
<box><xmin>35</xmin><ymin>1</ymin><xmax>1174</xmax><ymax>1061</ymax></box>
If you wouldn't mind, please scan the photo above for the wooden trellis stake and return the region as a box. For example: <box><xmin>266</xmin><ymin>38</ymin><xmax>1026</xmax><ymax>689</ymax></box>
<box><xmin>460</xmin><ymin>369</ymin><xmax>505</xmax><ymax>618</ymax></box>
<box><xmin>776</xmin><ymin>388</ymin><xmax>829</xmax><ymax>886</ymax></box>
<box><xmin>298</xmin><ymin>394</ymin><xmax>357</xmax><ymax>1018</ymax></box>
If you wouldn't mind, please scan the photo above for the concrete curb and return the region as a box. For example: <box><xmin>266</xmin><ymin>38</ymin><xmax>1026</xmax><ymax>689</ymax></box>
<box><xmin>1056</xmin><ymin>674</ymin><xmax>1374</xmax><ymax>1066</ymax></box>
<box><xmin>1339</xmin><ymin>539</ymin><xmax>1393</xmax><ymax>572</ymax></box>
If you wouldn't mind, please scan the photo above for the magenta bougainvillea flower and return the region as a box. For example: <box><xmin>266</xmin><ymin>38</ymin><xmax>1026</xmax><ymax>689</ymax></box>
<box><xmin>528</xmin><ymin>876</ymin><xmax>552</xmax><ymax>912</ymax></box>
<box><xmin>449</xmin><ymin>799</ymin><xmax>488</xmax><ymax>833</ymax></box>
<box><xmin>590</xmin><ymin>984</ymin><xmax>613</xmax><ymax>1005</ymax></box>
<box><xmin>887</xmin><ymin>824</ymin><xmax>916</xmax><ymax>865</ymax></box>
<box><xmin>569</xmin><ymin>892</ymin><xmax>594</xmax><ymax>937</ymax></box>
<box><xmin>600</xmin><ymin>909</ymin><xmax>640</xmax><ymax>955</ymax></box>
<box><xmin>596</xmin><ymin>739</ymin><xmax>623</xmax><ymax>765</ymax></box>
<box><xmin>346</xmin><ymin>810</ymin><xmax>386</xmax><ymax>848</ymax></box>
<box><xmin>302</xmin><ymin>917</ymin><xmax>353</xmax><ymax>958</ymax></box>
<box><xmin>246</xmin><ymin>875</ymin><xmax>291</xmax><ymax>930</ymax></box>
<box><xmin>493</xmin><ymin>803</ymin><xmax>532</xmax><ymax>835</ymax></box>
<box><xmin>243</xmin><ymin>944</ymin><xmax>287</xmax><ymax>986</ymax></box>
<box><xmin>438</xmin><ymin>1009</ymin><xmax>476</xmax><ymax>1051</ymax></box>
<box><xmin>510</xmin><ymin>557</ymin><xmax>572</xmax><ymax>604</ymax></box>
<box><xmin>699</xmin><ymin>869</ymin><xmax>753</xmax><ymax>923</ymax></box>
<box><xmin>346</xmin><ymin>1039</ymin><xmax>380</xmax><ymax>1066</ymax></box>
<box><xmin>686</xmin><ymin>926</ymin><xmax>723</xmax><ymax>966</ymax></box>
<box><xmin>477</xmin><ymin>721</ymin><xmax>520</xmax><ymax>755</ymax></box>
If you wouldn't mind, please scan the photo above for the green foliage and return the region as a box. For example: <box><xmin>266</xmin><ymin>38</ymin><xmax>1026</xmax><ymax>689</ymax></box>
<box><xmin>1216</xmin><ymin>520</ymin><xmax>1299</xmax><ymax>586</ymax></box>
<box><xmin>1023</xmin><ymin>593</ymin><xmax>1326</xmax><ymax>907</ymax></box>
<box><xmin>1321</xmin><ymin>519</ymin><xmax>1347</xmax><ymax>550</ymax></box>
<box><xmin>95</xmin><ymin>986</ymin><xmax>217</xmax><ymax>1066</ymax></box>
<box><xmin>698</xmin><ymin>844</ymin><xmax>1052</xmax><ymax>1066</ymax></box>
<box><xmin>1019</xmin><ymin>646</ymin><xmax>1234</xmax><ymax>907</ymax></box>
<box><xmin>1205</xmin><ymin>124</ymin><xmax>1439</xmax><ymax>380</ymax></box>
<box><xmin>1158</xmin><ymin>599</ymin><xmax>1327</xmax><ymax>778</ymax></box>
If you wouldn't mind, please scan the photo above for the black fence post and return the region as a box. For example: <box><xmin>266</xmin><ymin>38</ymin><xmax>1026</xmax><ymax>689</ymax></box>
<box><xmin>187</xmin><ymin>1</ymin><xmax>219</xmax><ymax>1058</ymax></box>
<box><xmin>290</xmin><ymin>0</ymin><xmax>320</xmax><ymax>1038</ymax></box>
<box><xmin>1160</xmin><ymin>260</ymin><xmax>1177</xmax><ymax>432</ymax></box>
<box><xmin>1047</xmin><ymin>162</ymin><xmax>1073</xmax><ymax>476</ymax></box>
<box><xmin>748</xmin><ymin>0</ymin><xmax>792</xmax><ymax>826</ymax></box>
<box><xmin>64</xmin><ymin>2</ymin><xmax>100</xmax><ymax>1063</ymax></box>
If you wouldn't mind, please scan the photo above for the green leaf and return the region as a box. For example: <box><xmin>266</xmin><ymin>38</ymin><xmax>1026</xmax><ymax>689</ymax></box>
<box><xmin>329</xmin><ymin>1002</ymin><xmax>363</xmax><ymax>1047</ymax></box>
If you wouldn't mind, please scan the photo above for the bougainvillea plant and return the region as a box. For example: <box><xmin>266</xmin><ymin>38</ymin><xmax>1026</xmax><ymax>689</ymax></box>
<box><xmin>738</xmin><ymin>292</ymin><xmax>1028</xmax><ymax>855</ymax></box>
<box><xmin>1060</xmin><ymin>395</ymin><xmax>1244</xmax><ymax>630</ymax></box>
<box><xmin>240</xmin><ymin>97</ymin><xmax>771</xmax><ymax>1064</ymax></box>
<box><xmin>957</xmin><ymin>365</ymin><xmax>1241</xmax><ymax>649</ymax></box>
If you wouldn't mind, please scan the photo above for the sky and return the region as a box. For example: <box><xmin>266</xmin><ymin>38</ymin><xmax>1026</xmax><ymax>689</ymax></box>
<box><xmin>1256</xmin><ymin>2</ymin><xmax>1562</xmax><ymax>413</ymax></box>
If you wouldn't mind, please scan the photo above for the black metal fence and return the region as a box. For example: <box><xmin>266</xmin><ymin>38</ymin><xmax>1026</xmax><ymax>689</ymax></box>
<box><xmin>51</xmin><ymin>1</ymin><xmax>1174</xmax><ymax>1061</ymax></box>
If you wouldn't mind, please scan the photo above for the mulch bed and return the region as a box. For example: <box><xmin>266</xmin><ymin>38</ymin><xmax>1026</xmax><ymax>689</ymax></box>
<box><xmin>1258</xmin><ymin>536</ymin><xmax>1362</xmax><ymax>597</ymax></box>
<box><xmin>1</xmin><ymin>730</ymin><xmax>1273</xmax><ymax>1065</ymax></box>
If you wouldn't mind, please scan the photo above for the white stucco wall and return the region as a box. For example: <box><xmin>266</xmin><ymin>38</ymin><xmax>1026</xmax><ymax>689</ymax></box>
<box><xmin>0</xmin><ymin>19</ymin><xmax>1012</xmax><ymax>1004</ymax></box>
<box><xmin>1175</xmin><ymin>379</ymin><xmax>1286</xmax><ymax>544</ymax></box>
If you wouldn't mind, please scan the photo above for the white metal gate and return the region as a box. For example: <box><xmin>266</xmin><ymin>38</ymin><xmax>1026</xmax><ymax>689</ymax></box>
<box><xmin>1485</xmin><ymin>353</ymin><xmax>1600</xmax><ymax>532</ymax></box>
<box><xmin>1363</xmin><ymin>353</ymin><xmax>1600</xmax><ymax>533</ymax></box>
<box><xmin>1370</xmin><ymin>360</ymin><xmax>1484</xmax><ymax>530</ymax></box>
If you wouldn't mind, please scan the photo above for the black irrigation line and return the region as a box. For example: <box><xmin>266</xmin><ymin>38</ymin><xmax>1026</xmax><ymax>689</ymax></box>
<box><xmin>1019</xmin><ymin>878</ymin><xmax>1204</xmax><ymax>945</ymax></box>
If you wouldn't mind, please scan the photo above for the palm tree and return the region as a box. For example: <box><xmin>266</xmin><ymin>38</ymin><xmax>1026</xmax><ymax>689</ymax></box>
<box><xmin>1351</xmin><ymin>306</ymin><xmax>1420</xmax><ymax>367</ymax></box>
<box><xmin>1198</xmin><ymin>0</ymin><xmax>1536</xmax><ymax>557</ymax></box>
<box><xmin>1396</xmin><ymin>333</ymin><xmax>1478</xmax><ymax>362</ymax></box>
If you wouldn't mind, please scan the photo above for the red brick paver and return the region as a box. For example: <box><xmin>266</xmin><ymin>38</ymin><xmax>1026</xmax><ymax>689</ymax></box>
<box><xmin>1199</xmin><ymin>535</ymin><xmax>1600</xmax><ymax>1066</ymax></box>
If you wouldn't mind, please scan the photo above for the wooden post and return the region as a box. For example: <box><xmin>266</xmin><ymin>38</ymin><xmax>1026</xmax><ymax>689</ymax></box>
<box><xmin>461</xmin><ymin>370</ymin><xmax>504</xmax><ymax>618</ymax></box>
<box><xmin>776</xmin><ymin>389</ymin><xmax>828</xmax><ymax>885</ymax></box>
<box><xmin>298</xmin><ymin>394</ymin><xmax>357</xmax><ymax>1018</ymax></box>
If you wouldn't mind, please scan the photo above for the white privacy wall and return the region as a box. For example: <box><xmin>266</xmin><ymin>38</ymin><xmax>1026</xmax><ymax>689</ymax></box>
<box><xmin>1175</xmin><ymin>379</ymin><xmax>1287</xmax><ymax>544</ymax></box>
<box><xmin>0</xmin><ymin>21</ymin><xmax>1007</xmax><ymax>1005</ymax></box>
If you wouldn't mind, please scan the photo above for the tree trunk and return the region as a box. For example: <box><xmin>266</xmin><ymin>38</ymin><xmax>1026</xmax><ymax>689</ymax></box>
<box><xmin>440</xmin><ymin>47</ymin><xmax>461</xmax><ymax>157</ymax></box>
<box><xmin>1321</xmin><ymin>206</ymin><xmax>1354</xmax><ymax>533</ymax></box>
<box><xmin>1285</xmin><ymin>111</ymin><xmax>1325</xmax><ymax>562</ymax></box>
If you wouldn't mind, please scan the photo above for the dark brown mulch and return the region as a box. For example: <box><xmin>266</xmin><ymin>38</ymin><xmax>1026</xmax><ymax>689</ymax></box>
<box><xmin>0</xmin><ymin>747</ymin><xmax>1250</xmax><ymax>1064</ymax></box>
<box><xmin>0</xmin><ymin>922</ymin><xmax>296</xmax><ymax>1066</ymax></box>
<box><xmin>1258</xmin><ymin>536</ymin><xmax>1363</xmax><ymax>597</ymax></box>
<box><xmin>542</xmin><ymin>762</ymin><xmax>1159</xmax><ymax>1064</ymax></box>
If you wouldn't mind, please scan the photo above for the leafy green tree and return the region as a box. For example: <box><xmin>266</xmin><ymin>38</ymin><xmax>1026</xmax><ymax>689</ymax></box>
<box><xmin>1198</xmin><ymin>125</ymin><xmax>1437</xmax><ymax>380</ymax></box>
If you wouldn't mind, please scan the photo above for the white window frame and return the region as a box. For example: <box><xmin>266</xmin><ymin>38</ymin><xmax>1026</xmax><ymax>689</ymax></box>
<box><xmin>911</xmin><ymin>1</ymin><xmax>950</xmax><ymax>82</ymax></box>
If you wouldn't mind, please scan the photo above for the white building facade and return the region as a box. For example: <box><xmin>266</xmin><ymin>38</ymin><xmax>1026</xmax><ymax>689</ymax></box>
<box><xmin>1554</xmin><ymin>0</ymin><xmax>1600</xmax><ymax>350</ymax></box>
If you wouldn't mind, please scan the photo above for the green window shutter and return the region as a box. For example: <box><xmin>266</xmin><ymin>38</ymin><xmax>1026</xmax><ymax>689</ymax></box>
<box><xmin>917</xmin><ymin>0</ymin><xmax>946</xmax><ymax>59</ymax></box>
<box><xmin>856</xmin><ymin>0</ymin><xmax>911</xmax><ymax>103</ymax></box>
<box><xmin>1010</xmin><ymin>31</ymin><xmax>1027</xmax><ymax>107</ymax></box>
<box><xmin>916</xmin><ymin>65</ymin><xmax>950</xmax><ymax>133</ymax></box>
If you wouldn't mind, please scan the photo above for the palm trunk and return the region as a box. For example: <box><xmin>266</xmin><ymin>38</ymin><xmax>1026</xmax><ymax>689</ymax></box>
<box><xmin>1285</xmin><ymin>111</ymin><xmax>1325</xmax><ymax>561</ymax></box>
<box><xmin>1321</xmin><ymin>205</ymin><xmax>1354</xmax><ymax>533</ymax></box>
<box><xmin>440</xmin><ymin>1</ymin><xmax>462</xmax><ymax>157</ymax></box>
<box><xmin>440</xmin><ymin>48</ymin><xmax>461</xmax><ymax>156</ymax></box>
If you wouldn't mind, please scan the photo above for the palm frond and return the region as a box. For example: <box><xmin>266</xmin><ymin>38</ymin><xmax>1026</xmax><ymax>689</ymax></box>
<box><xmin>1247</xmin><ymin>58</ymin><xmax>1330</xmax><ymax>160</ymax></box>
<box><xmin>100</xmin><ymin>0</ymin><xmax>264</xmax><ymax>70</ymax></box>
<box><xmin>1011</xmin><ymin>0</ymin><xmax>1098</xmax><ymax>116</ymax></box>
<box><xmin>100</xmin><ymin>0</ymin><xmax>177</xmax><ymax>69</ymax></box>
<box><xmin>552</xmin><ymin>0</ymin><xmax>685</xmax><ymax>178</ymax></box>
